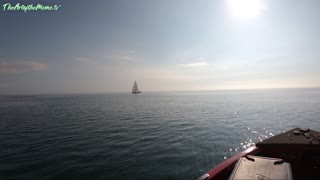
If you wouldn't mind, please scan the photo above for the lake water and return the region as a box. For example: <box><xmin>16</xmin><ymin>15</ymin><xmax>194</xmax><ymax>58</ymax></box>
<box><xmin>1</xmin><ymin>88</ymin><xmax>319</xmax><ymax>180</ymax></box>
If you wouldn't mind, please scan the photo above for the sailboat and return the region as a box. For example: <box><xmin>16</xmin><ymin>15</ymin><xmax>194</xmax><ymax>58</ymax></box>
<box><xmin>132</xmin><ymin>81</ymin><xmax>141</xmax><ymax>94</ymax></box>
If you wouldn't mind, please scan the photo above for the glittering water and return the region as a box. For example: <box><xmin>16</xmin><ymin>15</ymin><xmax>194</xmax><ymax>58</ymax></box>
<box><xmin>1</xmin><ymin>88</ymin><xmax>320</xmax><ymax>180</ymax></box>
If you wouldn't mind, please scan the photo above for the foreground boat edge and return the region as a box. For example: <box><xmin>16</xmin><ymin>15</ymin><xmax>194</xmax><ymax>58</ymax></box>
<box><xmin>197</xmin><ymin>128</ymin><xmax>320</xmax><ymax>180</ymax></box>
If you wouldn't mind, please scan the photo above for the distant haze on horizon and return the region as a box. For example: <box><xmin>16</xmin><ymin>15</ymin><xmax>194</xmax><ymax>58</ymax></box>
<box><xmin>1</xmin><ymin>0</ymin><xmax>320</xmax><ymax>95</ymax></box>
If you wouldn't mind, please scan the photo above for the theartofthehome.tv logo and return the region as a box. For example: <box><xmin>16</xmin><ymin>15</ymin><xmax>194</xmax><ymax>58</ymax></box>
<box><xmin>2</xmin><ymin>3</ymin><xmax>62</xmax><ymax>12</ymax></box>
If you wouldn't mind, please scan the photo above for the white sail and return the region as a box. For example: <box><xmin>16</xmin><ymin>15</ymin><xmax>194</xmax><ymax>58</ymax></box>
<box><xmin>132</xmin><ymin>81</ymin><xmax>141</xmax><ymax>94</ymax></box>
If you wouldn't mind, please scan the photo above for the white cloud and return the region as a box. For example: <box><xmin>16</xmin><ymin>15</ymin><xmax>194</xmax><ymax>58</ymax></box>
<box><xmin>73</xmin><ymin>57</ymin><xmax>92</xmax><ymax>63</ymax></box>
<box><xmin>113</xmin><ymin>55</ymin><xmax>134</xmax><ymax>61</ymax></box>
<box><xmin>0</xmin><ymin>84</ymin><xmax>8</xmax><ymax>88</ymax></box>
<box><xmin>0</xmin><ymin>59</ymin><xmax>48</xmax><ymax>74</ymax></box>
<box><xmin>98</xmin><ymin>50</ymin><xmax>140</xmax><ymax>64</ymax></box>
<box><xmin>178</xmin><ymin>61</ymin><xmax>209</xmax><ymax>67</ymax></box>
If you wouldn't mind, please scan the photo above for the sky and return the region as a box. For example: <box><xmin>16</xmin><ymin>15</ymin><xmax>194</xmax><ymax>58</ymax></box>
<box><xmin>1</xmin><ymin>0</ymin><xmax>320</xmax><ymax>94</ymax></box>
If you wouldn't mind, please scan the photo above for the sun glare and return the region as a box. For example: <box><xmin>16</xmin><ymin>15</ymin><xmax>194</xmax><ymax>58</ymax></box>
<box><xmin>227</xmin><ymin>0</ymin><xmax>265</xmax><ymax>20</ymax></box>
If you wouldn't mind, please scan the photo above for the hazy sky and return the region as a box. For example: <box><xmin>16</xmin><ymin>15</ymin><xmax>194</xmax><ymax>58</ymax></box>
<box><xmin>1</xmin><ymin>0</ymin><xmax>320</xmax><ymax>94</ymax></box>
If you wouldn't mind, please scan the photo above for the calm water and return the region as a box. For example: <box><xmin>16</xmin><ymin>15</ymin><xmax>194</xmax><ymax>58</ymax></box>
<box><xmin>1</xmin><ymin>88</ymin><xmax>320</xmax><ymax>180</ymax></box>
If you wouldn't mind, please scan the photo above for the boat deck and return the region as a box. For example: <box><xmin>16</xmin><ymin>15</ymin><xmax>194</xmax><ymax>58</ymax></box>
<box><xmin>257</xmin><ymin>128</ymin><xmax>320</xmax><ymax>147</ymax></box>
<box><xmin>198</xmin><ymin>128</ymin><xmax>320</xmax><ymax>180</ymax></box>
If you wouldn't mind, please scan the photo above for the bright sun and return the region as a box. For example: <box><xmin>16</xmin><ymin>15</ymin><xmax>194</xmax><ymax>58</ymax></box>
<box><xmin>227</xmin><ymin>0</ymin><xmax>264</xmax><ymax>20</ymax></box>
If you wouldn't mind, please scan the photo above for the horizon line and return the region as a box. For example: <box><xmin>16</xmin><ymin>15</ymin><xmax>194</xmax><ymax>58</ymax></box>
<box><xmin>1</xmin><ymin>86</ymin><xmax>320</xmax><ymax>96</ymax></box>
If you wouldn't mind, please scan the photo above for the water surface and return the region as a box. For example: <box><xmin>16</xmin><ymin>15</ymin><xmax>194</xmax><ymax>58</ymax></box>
<box><xmin>1</xmin><ymin>88</ymin><xmax>319</xmax><ymax>179</ymax></box>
